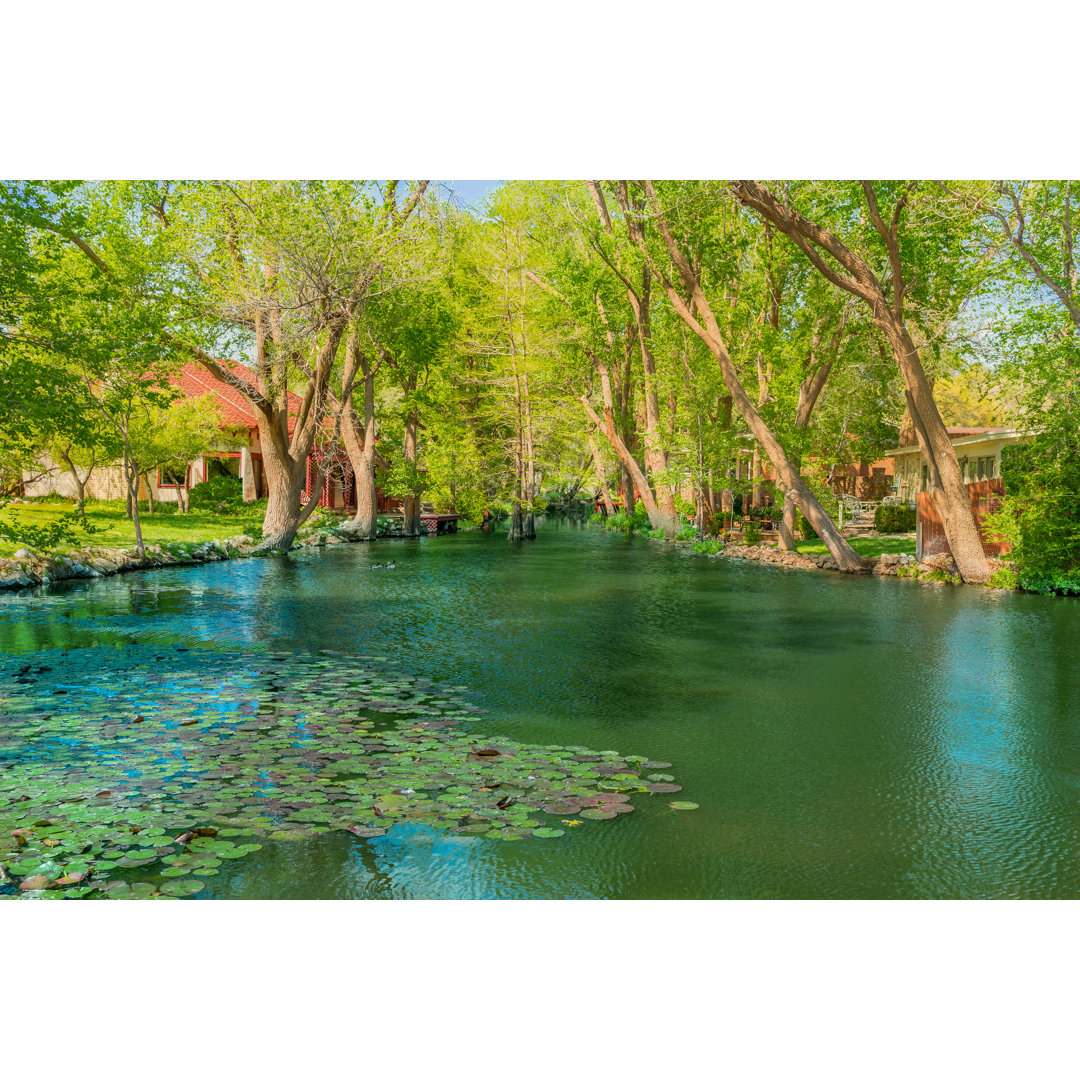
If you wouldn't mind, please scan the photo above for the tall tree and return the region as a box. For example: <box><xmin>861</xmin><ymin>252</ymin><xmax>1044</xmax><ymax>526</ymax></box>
<box><xmin>732</xmin><ymin>180</ymin><xmax>994</xmax><ymax>581</ymax></box>
<box><xmin>618</xmin><ymin>181</ymin><xmax>867</xmax><ymax>570</ymax></box>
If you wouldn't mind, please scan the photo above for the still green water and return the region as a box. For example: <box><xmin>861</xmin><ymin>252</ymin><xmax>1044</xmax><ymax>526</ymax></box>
<box><xmin>3</xmin><ymin>519</ymin><xmax>1079</xmax><ymax>899</ymax></box>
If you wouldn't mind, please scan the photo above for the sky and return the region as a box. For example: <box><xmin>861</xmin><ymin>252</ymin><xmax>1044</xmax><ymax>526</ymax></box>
<box><xmin>440</xmin><ymin>180</ymin><xmax>503</xmax><ymax>214</ymax></box>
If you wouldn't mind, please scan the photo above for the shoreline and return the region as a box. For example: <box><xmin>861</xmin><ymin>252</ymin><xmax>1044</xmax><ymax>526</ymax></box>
<box><xmin>0</xmin><ymin>522</ymin><xmax>1008</xmax><ymax>595</ymax></box>
<box><xmin>0</xmin><ymin>524</ymin><xmax>387</xmax><ymax>592</ymax></box>
<box><xmin>706</xmin><ymin>540</ymin><xmax>1009</xmax><ymax>589</ymax></box>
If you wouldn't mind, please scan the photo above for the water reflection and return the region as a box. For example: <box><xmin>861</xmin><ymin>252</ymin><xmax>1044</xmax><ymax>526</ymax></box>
<box><xmin>3</xmin><ymin>524</ymin><xmax>1080</xmax><ymax>899</ymax></box>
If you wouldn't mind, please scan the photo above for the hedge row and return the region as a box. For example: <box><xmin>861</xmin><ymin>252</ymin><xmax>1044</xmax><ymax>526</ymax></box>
<box><xmin>874</xmin><ymin>505</ymin><xmax>916</xmax><ymax>533</ymax></box>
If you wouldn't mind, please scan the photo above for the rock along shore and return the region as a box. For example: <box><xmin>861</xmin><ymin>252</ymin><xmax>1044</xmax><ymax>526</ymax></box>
<box><xmin>708</xmin><ymin>542</ymin><xmax>994</xmax><ymax>586</ymax></box>
<box><xmin>0</xmin><ymin>527</ymin><xmax>369</xmax><ymax>592</ymax></box>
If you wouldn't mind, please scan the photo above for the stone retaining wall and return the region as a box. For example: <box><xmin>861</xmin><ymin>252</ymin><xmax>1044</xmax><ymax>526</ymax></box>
<box><xmin>713</xmin><ymin>542</ymin><xmax>995</xmax><ymax>586</ymax></box>
<box><xmin>0</xmin><ymin>527</ymin><xmax>367</xmax><ymax>591</ymax></box>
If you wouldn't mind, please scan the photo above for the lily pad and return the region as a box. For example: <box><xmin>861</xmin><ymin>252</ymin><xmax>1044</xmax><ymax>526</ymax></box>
<box><xmin>668</xmin><ymin>801</ymin><xmax>699</xmax><ymax>810</ymax></box>
<box><xmin>531</xmin><ymin>827</ymin><xmax>565</xmax><ymax>839</ymax></box>
<box><xmin>160</xmin><ymin>878</ymin><xmax>206</xmax><ymax>897</ymax></box>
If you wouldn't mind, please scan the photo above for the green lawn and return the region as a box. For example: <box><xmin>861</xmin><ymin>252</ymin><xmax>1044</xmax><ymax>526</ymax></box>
<box><xmin>0</xmin><ymin>499</ymin><xmax>264</xmax><ymax>557</ymax></box>
<box><xmin>795</xmin><ymin>534</ymin><xmax>916</xmax><ymax>559</ymax></box>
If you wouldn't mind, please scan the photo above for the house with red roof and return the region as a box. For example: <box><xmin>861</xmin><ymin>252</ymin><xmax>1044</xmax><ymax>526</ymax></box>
<box><xmin>24</xmin><ymin>359</ymin><xmax>390</xmax><ymax>513</ymax></box>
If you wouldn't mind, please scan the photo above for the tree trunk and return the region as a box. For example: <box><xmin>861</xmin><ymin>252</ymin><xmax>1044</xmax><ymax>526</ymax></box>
<box><xmin>56</xmin><ymin>449</ymin><xmax>91</xmax><ymax>517</ymax></box>
<box><xmin>731</xmin><ymin>180</ymin><xmax>992</xmax><ymax>582</ymax></box>
<box><xmin>121</xmin><ymin>446</ymin><xmax>145</xmax><ymax>559</ymax></box>
<box><xmin>258</xmin><ymin>450</ymin><xmax>322</xmax><ymax>551</ymax></box>
<box><xmin>631</xmin><ymin>182</ymin><xmax>865</xmax><ymax>570</ymax></box>
<box><xmin>601</xmin><ymin>183</ymin><xmax>677</xmax><ymax>520</ymax></box>
<box><xmin>585</xmin><ymin>349</ymin><xmax>680</xmax><ymax>536</ymax></box>
<box><xmin>588</xmin><ymin>430</ymin><xmax>616</xmax><ymax>513</ymax></box>
<box><xmin>402</xmin><ymin>409</ymin><xmax>421</xmax><ymax>537</ymax></box>
<box><xmin>892</xmin><ymin>327</ymin><xmax>991</xmax><ymax>580</ymax></box>
<box><xmin>341</xmin><ymin>357</ymin><xmax>379</xmax><ymax>540</ymax></box>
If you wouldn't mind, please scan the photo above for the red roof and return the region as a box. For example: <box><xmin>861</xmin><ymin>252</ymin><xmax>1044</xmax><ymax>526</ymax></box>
<box><xmin>176</xmin><ymin>361</ymin><xmax>303</xmax><ymax>435</ymax></box>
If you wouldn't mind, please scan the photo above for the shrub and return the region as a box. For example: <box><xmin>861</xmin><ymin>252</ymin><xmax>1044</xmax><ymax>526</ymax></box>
<box><xmin>987</xmin><ymin>427</ymin><xmax>1080</xmax><ymax>594</ymax></box>
<box><xmin>987</xmin><ymin>567</ymin><xmax>1018</xmax><ymax>590</ymax></box>
<box><xmin>673</xmin><ymin>494</ymin><xmax>696</xmax><ymax>518</ymax></box>
<box><xmin>706</xmin><ymin>510</ymin><xmax>727</xmax><ymax>536</ymax></box>
<box><xmin>188</xmin><ymin>474</ymin><xmax>244</xmax><ymax>513</ymax></box>
<box><xmin>676</xmin><ymin>522</ymin><xmax>697</xmax><ymax>541</ymax></box>
<box><xmin>691</xmin><ymin>539</ymin><xmax>722</xmax><ymax>555</ymax></box>
<box><xmin>797</xmin><ymin>513</ymin><xmax>817</xmax><ymax>541</ymax></box>
<box><xmin>0</xmin><ymin>502</ymin><xmax>99</xmax><ymax>551</ymax></box>
<box><xmin>744</xmin><ymin>522</ymin><xmax>762</xmax><ymax>543</ymax></box>
<box><xmin>874</xmin><ymin>505</ymin><xmax>916</xmax><ymax>533</ymax></box>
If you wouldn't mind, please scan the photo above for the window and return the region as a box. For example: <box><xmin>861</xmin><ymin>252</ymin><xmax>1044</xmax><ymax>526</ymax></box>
<box><xmin>206</xmin><ymin>455</ymin><xmax>240</xmax><ymax>480</ymax></box>
<box><xmin>158</xmin><ymin>465</ymin><xmax>191</xmax><ymax>488</ymax></box>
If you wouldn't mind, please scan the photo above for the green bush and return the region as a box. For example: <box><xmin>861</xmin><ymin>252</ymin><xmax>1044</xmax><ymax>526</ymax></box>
<box><xmin>874</xmin><ymin>505</ymin><xmax>916</xmax><ymax>533</ymax></box>
<box><xmin>797</xmin><ymin>513</ymin><xmax>817</xmax><ymax>540</ymax></box>
<box><xmin>0</xmin><ymin>502</ymin><xmax>99</xmax><ymax>551</ymax></box>
<box><xmin>987</xmin><ymin>428</ymin><xmax>1080</xmax><ymax>594</ymax></box>
<box><xmin>673</xmin><ymin>494</ymin><xmax>695</xmax><ymax>518</ymax></box>
<box><xmin>744</xmin><ymin>522</ymin><xmax>762</xmax><ymax>543</ymax></box>
<box><xmin>188</xmin><ymin>474</ymin><xmax>244</xmax><ymax>513</ymax></box>
<box><xmin>987</xmin><ymin>567</ymin><xmax>1018</xmax><ymax>590</ymax></box>
<box><xmin>707</xmin><ymin>510</ymin><xmax>727</xmax><ymax>536</ymax></box>
<box><xmin>691</xmin><ymin>539</ymin><xmax>722</xmax><ymax>555</ymax></box>
<box><xmin>676</xmin><ymin>522</ymin><xmax>697</xmax><ymax>541</ymax></box>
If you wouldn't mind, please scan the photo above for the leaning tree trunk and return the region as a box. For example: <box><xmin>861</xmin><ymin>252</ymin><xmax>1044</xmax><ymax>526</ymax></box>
<box><xmin>584</xmin><ymin>350</ymin><xmax>680</xmax><ymax>536</ymax></box>
<box><xmin>890</xmin><ymin>325</ymin><xmax>991</xmax><ymax>580</ymax></box>
<box><xmin>730</xmin><ymin>179</ymin><xmax>991</xmax><ymax>582</ymax></box>
<box><xmin>631</xmin><ymin>182</ymin><xmax>865</xmax><ymax>570</ymax></box>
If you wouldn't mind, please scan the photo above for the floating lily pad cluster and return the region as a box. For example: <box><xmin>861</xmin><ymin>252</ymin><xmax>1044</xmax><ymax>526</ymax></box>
<box><xmin>0</xmin><ymin>645</ymin><xmax>689</xmax><ymax>899</ymax></box>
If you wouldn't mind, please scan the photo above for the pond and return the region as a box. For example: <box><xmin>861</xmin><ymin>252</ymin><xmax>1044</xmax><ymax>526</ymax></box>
<box><xmin>2</xmin><ymin>519</ymin><xmax>1080</xmax><ymax>899</ymax></box>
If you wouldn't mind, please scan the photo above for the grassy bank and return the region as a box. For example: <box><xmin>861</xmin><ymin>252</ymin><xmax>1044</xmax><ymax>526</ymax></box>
<box><xmin>0</xmin><ymin>499</ymin><xmax>263</xmax><ymax>557</ymax></box>
<box><xmin>795</xmin><ymin>534</ymin><xmax>916</xmax><ymax>559</ymax></box>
